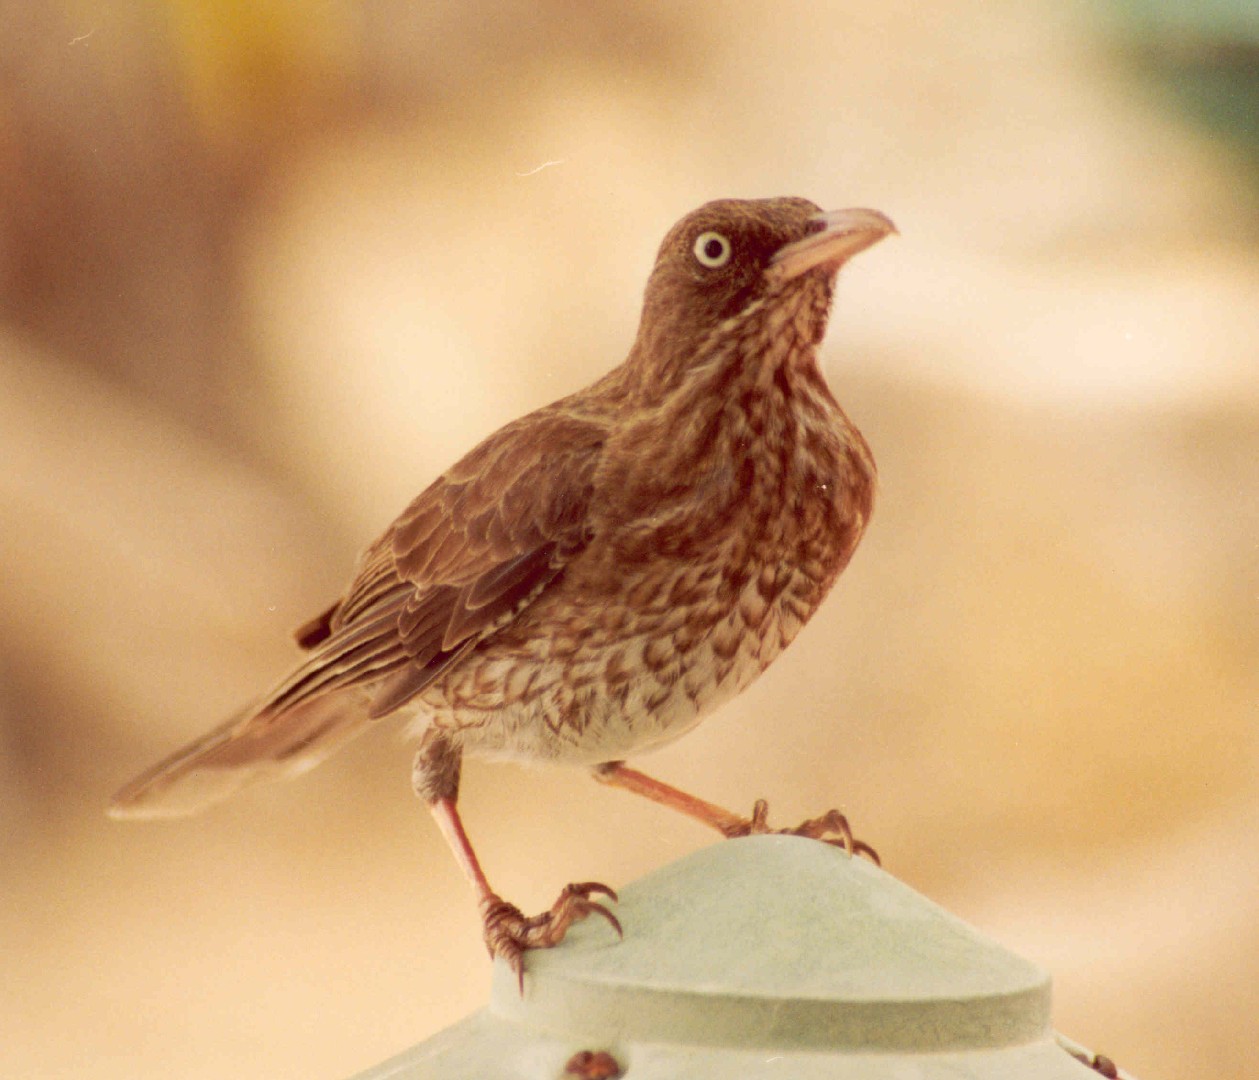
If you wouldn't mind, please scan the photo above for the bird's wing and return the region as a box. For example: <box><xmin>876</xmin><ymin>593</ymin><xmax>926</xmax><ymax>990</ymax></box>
<box><xmin>109</xmin><ymin>409</ymin><xmax>607</xmax><ymax>818</ymax></box>
<box><xmin>362</xmin><ymin>408</ymin><xmax>605</xmax><ymax>716</ymax></box>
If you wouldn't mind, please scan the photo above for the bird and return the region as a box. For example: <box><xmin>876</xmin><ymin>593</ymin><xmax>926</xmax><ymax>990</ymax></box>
<box><xmin>109</xmin><ymin>196</ymin><xmax>895</xmax><ymax>981</ymax></box>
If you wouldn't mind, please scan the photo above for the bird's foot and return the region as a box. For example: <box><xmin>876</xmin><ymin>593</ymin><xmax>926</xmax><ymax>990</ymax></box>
<box><xmin>722</xmin><ymin>799</ymin><xmax>880</xmax><ymax>865</ymax></box>
<box><xmin>481</xmin><ymin>881</ymin><xmax>622</xmax><ymax>990</ymax></box>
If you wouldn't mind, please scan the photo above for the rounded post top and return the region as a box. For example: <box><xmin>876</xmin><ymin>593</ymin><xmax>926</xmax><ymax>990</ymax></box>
<box><xmin>353</xmin><ymin>836</ymin><xmax>1126</xmax><ymax>1079</ymax></box>
<box><xmin>493</xmin><ymin>835</ymin><xmax>1051</xmax><ymax>1053</ymax></box>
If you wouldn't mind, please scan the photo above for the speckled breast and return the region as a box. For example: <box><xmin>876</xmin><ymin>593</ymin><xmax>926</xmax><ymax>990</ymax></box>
<box><xmin>417</xmin><ymin>358</ymin><xmax>875</xmax><ymax>767</ymax></box>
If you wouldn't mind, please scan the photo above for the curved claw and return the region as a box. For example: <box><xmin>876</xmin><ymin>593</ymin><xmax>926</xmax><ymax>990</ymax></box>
<box><xmin>481</xmin><ymin>880</ymin><xmax>621</xmax><ymax>993</ymax></box>
<box><xmin>582</xmin><ymin>900</ymin><xmax>624</xmax><ymax>938</ymax></box>
<box><xmin>570</xmin><ymin>881</ymin><xmax>619</xmax><ymax>904</ymax></box>
<box><xmin>849</xmin><ymin>838</ymin><xmax>881</xmax><ymax>866</ymax></box>
<box><xmin>732</xmin><ymin>800</ymin><xmax>881</xmax><ymax>866</ymax></box>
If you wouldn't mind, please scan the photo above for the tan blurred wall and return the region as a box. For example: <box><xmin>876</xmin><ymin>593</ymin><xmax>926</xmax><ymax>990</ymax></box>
<box><xmin>2</xmin><ymin>3</ymin><xmax>1256</xmax><ymax>1079</ymax></box>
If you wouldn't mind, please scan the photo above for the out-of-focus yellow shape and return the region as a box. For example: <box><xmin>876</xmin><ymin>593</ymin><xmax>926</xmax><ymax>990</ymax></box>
<box><xmin>163</xmin><ymin>0</ymin><xmax>355</xmax><ymax>147</ymax></box>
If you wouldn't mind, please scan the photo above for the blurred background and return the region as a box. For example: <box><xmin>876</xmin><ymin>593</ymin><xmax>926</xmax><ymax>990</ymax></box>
<box><xmin>2</xmin><ymin>1</ymin><xmax>1257</xmax><ymax>1077</ymax></box>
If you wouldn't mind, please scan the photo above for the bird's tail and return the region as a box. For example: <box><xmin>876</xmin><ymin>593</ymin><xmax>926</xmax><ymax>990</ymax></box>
<box><xmin>107</xmin><ymin>692</ymin><xmax>374</xmax><ymax>819</ymax></box>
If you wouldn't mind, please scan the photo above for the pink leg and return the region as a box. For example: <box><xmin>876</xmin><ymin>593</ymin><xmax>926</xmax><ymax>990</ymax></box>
<box><xmin>426</xmin><ymin>794</ymin><xmax>621</xmax><ymax>989</ymax></box>
<box><xmin>430</xmin><ymin>796</ymin><xmax>494</xmax><ymax>900</ymax></box>
<box><xmin>593</xmin><ymin>761</ymin><xmax>879</xmax><ymax>864</ymax></box>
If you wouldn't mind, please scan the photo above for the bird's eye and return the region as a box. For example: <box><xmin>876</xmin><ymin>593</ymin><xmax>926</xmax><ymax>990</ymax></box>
<box><xmin>692</xmin><ymin>231</ymin><xmax>732</xmax><ymax>269</ymax></box>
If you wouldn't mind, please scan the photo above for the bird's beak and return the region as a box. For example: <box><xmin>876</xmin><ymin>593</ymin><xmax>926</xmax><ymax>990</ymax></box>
<box><xmin>767</xmin><ymin>208</ymin><xmax>897</xmax><ymax>285</ymax></box>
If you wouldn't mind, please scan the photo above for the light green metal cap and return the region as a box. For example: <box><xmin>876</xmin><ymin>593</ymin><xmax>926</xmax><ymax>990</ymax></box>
<box><xmin>354</xmin><ymin>835</ymin><xmax>1119</xmax><ymax>1079</ymax></box>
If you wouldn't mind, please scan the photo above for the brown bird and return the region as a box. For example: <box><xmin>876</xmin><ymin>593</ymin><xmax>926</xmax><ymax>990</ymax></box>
<box><xmin>110</xmin><ymin>196</ymin><xmax>895</xmax><ymax>979</ymax></box>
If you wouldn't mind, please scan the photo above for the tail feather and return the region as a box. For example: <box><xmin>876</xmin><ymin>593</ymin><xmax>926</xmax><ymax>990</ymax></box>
<box><xmin>108</xmin><ymin>693</ymin><xmax>373</xmax><ymax>819</ymax></box>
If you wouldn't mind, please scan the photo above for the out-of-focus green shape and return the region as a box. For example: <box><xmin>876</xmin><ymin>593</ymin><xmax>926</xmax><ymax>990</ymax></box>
<box><xmin>1109</xmin><ymin>0</ymin><xmax>1259</xmax><ymax>167</ymax></box>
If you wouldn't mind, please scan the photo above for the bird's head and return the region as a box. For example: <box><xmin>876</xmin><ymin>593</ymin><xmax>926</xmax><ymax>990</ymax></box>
<box><xmin>629</xmin><ymin>197</ymin><xmax>895</xmax><ymax>393</ymax></box>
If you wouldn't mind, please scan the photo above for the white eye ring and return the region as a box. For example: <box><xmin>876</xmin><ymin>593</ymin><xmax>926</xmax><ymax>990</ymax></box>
<box><xmin>693</xmin><ymin>231</ymin><xmax>732</xmax><ymax>268</ymax></box>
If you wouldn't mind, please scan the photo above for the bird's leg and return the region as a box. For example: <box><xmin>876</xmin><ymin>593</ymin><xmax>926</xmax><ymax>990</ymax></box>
<box><xmin>415</xmin><ymin>731</ymin><xmax>620</xmax><ymax>988</ymax></box>
<box><xmin>592</xmin><ymin>760</ymin><xmax>750</xmax><ymax>835</ymax></box>
<box><xmin>592</xmin><ymin>760</ymin><xmax>879</xmax><ymax>864</ymax></box>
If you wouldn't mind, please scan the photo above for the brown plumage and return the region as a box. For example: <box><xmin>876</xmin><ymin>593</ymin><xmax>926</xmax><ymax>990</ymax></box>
<box><xmin>110</xmin><ymin>196</ymin><xmax>895</xmax><ymax>978</ymax></box>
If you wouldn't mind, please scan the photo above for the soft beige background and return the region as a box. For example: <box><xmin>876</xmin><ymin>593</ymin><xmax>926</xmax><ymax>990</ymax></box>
<box><xmin>2</xmin><ymin>3</ymin><xmax>1256</xmax><ymax>1078</ymax></box>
